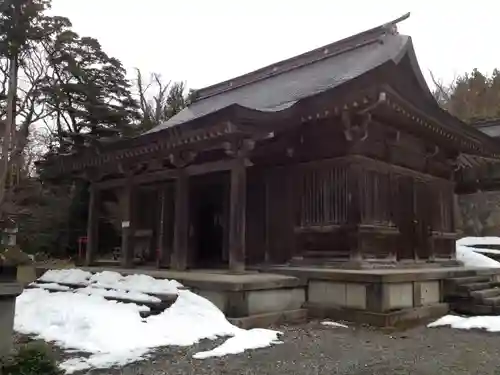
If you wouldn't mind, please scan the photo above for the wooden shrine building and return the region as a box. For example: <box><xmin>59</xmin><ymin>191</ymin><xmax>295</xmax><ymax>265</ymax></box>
<box><xmin>41</xmin><ymin>14</ymin><xmax>500</xmax><ymax>272</ymax></box>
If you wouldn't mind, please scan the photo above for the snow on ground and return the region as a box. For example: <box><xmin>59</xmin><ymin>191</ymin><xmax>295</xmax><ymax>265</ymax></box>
<box><xmin>15</xmin><ymin>269</ymin><xmax>282</xmax><ymax>374</ymax></box>
<box><xmin>38</xmin><ymin>269</ymin><xmax>182</xmax><ymax>294</ymax></box>
<box><xmin>321</xmin><ymin>321</ymin><xmax>348</xmax><ymax>328</ymax></box>
<box><xmin>89</xmin><ymin>271</ymin><xmax>183</xmax><ymax>295</ymax></box>
<box><xmin>38</xmin><ymin>269</ymin><xmax>91</xmax><ymax>285</ymax></box>
<box><xmin>457</xmin><ymin>237</ymin><xmax>500</xmax><ymax>247</ymax></box>
<box><xmin>455</xmin><ymin>237</ymin><xmax>500</xmax><ymax>268</ymax></box>
<box><xmin>427</xmin><ymin>236</ymin><xmax>500</xmax><ymax>333</ymax></box>
<box><xmin>456</xmin><ymin>245</ymin><xmax>500</xmax><ymax>268</ymax></box>
<box><xmin>428</xmin><ymin>315</ymin><xmax>500</xmax><ymax>332</ymax></box>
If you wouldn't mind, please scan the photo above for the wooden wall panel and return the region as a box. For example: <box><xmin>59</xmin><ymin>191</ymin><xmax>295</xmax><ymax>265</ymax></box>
<box><xmin>245</xmin><ymin>167</ymin><xmax>267</xmax><ymax>265</ymax></box>
<box><xmin>266</xmin><ymin>166</ymin><xmax>295</xmax><ymax>263</ymax></box>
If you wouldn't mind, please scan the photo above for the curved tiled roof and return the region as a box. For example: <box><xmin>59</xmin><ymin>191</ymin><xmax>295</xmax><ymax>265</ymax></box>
<box><xmin>145</xmin><ymin>13</ymin><xmax>415</xmax><ymax>134</ymax></box>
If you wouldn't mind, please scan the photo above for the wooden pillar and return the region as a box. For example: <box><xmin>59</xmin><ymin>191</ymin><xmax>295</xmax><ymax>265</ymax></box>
<box><xmin>171</xmin><ymin>170</ymin><xmax>189</xmax><ymax>270</ymax></box>
<box><xmin>264</xmin><ymin>171</ymin><xmax>271</xmax><ymax>264</ymax></box>
<box><xmin>347</xmin><ymin>165</ymin><xmax>361</xmax><ymax>261</ymax></box>
<box><xmin>156</xmin><ymin>186</ymin><xmax>166</xmax><ymax>268</ymax></box>
<box><xmin>120</xmin><ymin>182</ymin><xmax>136</xmax><ymax>268</ymax></box>
<box><xmin>85</xmin><ymin>184</ymin><xmax>99</xmax><ymax>266</ymax></box>
<box><xmin>228</xmin><ymin>158</ymin><xmax>247</xmax><ymax>273</ymax></box>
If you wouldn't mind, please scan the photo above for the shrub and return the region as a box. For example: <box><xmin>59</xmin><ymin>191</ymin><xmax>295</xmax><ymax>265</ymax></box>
<box><xmin>1</xmin><ymin>342</ymin><xmax>62</xmax><ymax>375</ymax></box>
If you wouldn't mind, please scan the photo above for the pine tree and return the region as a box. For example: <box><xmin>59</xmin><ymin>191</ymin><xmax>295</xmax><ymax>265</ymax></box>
<box><xmin>41</xmin><ymin>30</ymin><xmax>140</xmax><ymax>152</ymax></box>
<box><xmin>432</xmin><ymin>68</ymin><xmax>500</xmax><ymax>122</ymax></box>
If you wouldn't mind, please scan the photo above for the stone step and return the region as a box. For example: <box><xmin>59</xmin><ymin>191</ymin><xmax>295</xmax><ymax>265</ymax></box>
<box><xmin>482</xmin><ymin>295</ymin><xmax>500</xmax><ymax>306</ymax></box>
<box><xmin>449</xmin><ymin>276</ymin><xmax>492</xmax><ymax>286</ymax></box>
<box><xmin>28</xmin><ymin>283</ymin><xmax>178</xmax><ymax>313</ymax></box>
<box><xmin>457</xmin><ymin>281</ymin><xmax>497</xmax><ymax>292</ymax></box>
<box><xmin>105</xmin><ymin>295</ymin><xmax>177</xmax><ymax>313</ymax></box>
<box><xmin>451</xmin><ymin>301</ymin><xmax>494</xmax><ymax>315</ymax></box>
<box><xmin>445</xmin><ymin>282</ymin><xmax>493</xmax><ymax>298</ymax></box>
<box><xmin>471</xmin><ymin>287</ymin><xmax>500</xmax><ymax>300</ymax></box>
<box><xmin>35</xmin><ymin>279</ymin><xmax>87</xmax><ymax>289</ymax></box>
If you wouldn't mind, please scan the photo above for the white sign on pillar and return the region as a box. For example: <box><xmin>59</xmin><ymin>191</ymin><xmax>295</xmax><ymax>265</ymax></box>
<box><xmin>122</xmin><ymin>221</ymin><xmax>130</xmax><ymax>228</ymax></box>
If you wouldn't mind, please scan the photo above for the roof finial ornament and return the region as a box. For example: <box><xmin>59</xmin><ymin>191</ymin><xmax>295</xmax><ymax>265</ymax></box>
<box><xmin>381</xmin><ymin>12</ymin><xmax>410</xmax><ymax>35</ymax></box>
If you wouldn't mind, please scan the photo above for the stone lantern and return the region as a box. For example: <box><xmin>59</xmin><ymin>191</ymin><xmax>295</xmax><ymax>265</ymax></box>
<box><xmin>0</xmin><ymin>216</ymin><xmax>24</xmax><ymax>357</ymax></box>
<box><xmin>1</xmin><ymin>217</ymin><xmax>18</xmax><ymax>248</ymax></box>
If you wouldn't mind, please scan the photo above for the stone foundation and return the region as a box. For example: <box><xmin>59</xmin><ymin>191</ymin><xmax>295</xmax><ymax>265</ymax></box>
<box><xmin>31</xmin><ymin>265</ymin><xmax>500</xmax><ymax>328</ymax></box>
<box><xmin>308</xmin><ymin>279</ymin><xmax>440</xmax><ymax>314</ymax></box>
<box><xmin>266</xmin><ymin>266</ymin><xmax>500</xmax><ymax>327</ymax></box>
<box><xmin>77</xmin><ymin>267</ymin><xmax>308</xmax><ymax>329</ymax></box>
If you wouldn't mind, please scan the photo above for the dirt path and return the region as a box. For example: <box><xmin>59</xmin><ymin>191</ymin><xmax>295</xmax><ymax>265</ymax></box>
<box><xmin>79</xmin><ymin>321</ymin><xmax>500</xmax><ymax>375</ymax></box>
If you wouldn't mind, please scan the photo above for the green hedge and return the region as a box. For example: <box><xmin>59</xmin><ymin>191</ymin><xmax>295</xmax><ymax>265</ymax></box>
<box><xmin>1</xmin><ymin>342</ymin><xmax>62</xmax><ymax>375</ymax></box>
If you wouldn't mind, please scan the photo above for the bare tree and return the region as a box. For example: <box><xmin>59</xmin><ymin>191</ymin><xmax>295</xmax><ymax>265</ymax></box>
<box><xmin>135</xmin><ymin>68</ymin><xmax>171</xmax><ymax>131</ymax></box>
<box><xmin>134</xmin><ymin>68</ymin><xmax>191</xmax><ymax>132</ymax></box>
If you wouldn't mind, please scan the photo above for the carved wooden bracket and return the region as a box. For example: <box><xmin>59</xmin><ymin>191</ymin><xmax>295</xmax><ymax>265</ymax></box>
<box><xmin>223</xmin><ymin>138</ymin><xmax>255</xmax><ymax>158</ymax></box>
<box><xmin>425</xmin><ymin>145</ymin><xmax>440</xmax><ymax>159</ymax></box>
<box><xmin>342</xmin><ymin>111</ymin><xmax>371</xmax><ymax>142</ymax></box>
<box><xmin>117</xmin><ymin>162</ymin><xmax>142</xmax><ymax>177</ymax></box>
<box><xmin>169</xmin><ymin>150</ymin><xmax>197</xmax><ymax>168</ymax></box>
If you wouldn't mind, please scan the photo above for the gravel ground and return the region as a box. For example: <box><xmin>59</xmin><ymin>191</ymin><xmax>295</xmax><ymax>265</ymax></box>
<box><xmin>65</xmin><ymin>320</ymin><xmax>500</xmax><ymax>375</ymax></box>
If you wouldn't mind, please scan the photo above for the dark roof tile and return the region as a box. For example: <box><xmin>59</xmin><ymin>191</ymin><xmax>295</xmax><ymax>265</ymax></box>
<box><xmin>145</xmin><ymin>13</ymin><xmax>411</xmax><ymax>135</ymax></box>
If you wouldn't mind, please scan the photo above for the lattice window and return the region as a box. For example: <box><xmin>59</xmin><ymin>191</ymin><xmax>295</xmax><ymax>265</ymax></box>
<box><xmin>296</xmin><ymin>166</ymin><xmax>348</xmax><ymax>227</ymax></box>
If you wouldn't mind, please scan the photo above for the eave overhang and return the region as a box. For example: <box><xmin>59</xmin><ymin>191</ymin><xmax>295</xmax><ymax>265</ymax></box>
<box><xmin>41</xmin><ymin>64</ymin><xmax>500</xmax><ymax>179</ymax></box>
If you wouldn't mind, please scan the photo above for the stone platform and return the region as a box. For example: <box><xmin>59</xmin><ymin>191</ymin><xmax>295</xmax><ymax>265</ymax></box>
<box><xmin>30</xmin><ymin>264</ymin><xmax>500</xmax><ymax>329</ymax></box>
<box><xmin>34</xmin><ymin>266</ymin><xmax>308</xmax><ymax>329</ymax></box>
<box><xmin>260</xmin><ymin>265</ymin><xmax>500</xmax><ymax>327</ymax></box>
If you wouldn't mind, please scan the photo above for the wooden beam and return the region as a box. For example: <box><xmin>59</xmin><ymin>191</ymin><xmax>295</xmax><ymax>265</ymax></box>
<box><xmin>187</xmin><ymin>158</ymin><xmax>252</xmax><ymax>176</ymax></box>
<box><xmin>171</xmin><ymin>169</ymin><xmax>189</xmax><ymax>270</ymax></box>
<box><xmin>228</xmin><ymin>157</ymin><xmax>247</xmax><ymax>273</ymax></box>
<box><xmin>84</xmin><ymin>184</ymin><xmax>99</xmax><ymax>266</ymax></box>
<box><xmin>96</xmin><ymin>169</ymin><xmax>178</xmax><ymax>189</ymax></box>
<box><xmin>95</xmin><ymin>159</ymin><xmax>254</xmax><ymax>190</ymax></box>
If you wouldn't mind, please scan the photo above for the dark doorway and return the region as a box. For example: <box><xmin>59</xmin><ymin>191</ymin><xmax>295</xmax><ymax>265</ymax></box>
<box><xmin>395</xmin><ymin>175</ymin><xmax>417</xmax><ymax>260</ymax></box>
<box><xmin>191</xmin><ymin>172</ymin><xmax>228</xmax><ymax>268</ymax></box>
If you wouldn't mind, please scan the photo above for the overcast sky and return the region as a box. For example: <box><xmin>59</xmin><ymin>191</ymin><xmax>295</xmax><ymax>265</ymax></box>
<box><xmin>49</xmin><ymin>0</ymin><xmax>499</xmax><ymax>92</ymax></box>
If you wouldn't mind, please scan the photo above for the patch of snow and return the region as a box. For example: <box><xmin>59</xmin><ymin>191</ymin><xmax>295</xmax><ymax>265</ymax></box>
<box><xmin>428</xmin><ymin>314</ymin><xmax>500</xmax><ymax>332</ymax></box>
<box><xmin>29</xmin><ymin>282</ymin><xmax>71</xmax><ymax>291</ymax></box>
<box><xmin>15</xmin><ymin>279</ymin><xmax>281</xmax><ymax>374</ymax></box>
<box><xmin>469</xmin><ymin>247</ymin><xmax>500</xmax><ymax>255</ymax></box>
<box><xmin>89</xmin><ymin>271</ymin><xmax>183</xmax><ymax>294</ymax></box>
<box><xmin>456</xmin><ymin>245</ymin><xmax>500</xmax><ymax>268</ymax></box>
<box><xmin>321</xmin><ymin>321</ymin><xmax>348</xmax><ymax>328</ymax></box>
<box><xmin>39</xmin><ymin>269</ymin><xmax>183</xmax><ymax>295</ymax></box>
<box><xmin>457</xmin><ymin>237</ymin><xmax>500</xmax><ymax>247</ymax></box>
<box><xmin>38</xmin><ymin>269</ymin><xmax>92</xmax><ymax>285</ymax></box>
<box><xmin>193</xmin><ymin>328</ymin><xmax>282</xmax><ymax>359</ymax></box>
<box><xmin>76</xmin><ymin>286</ymin><xmax>161</xmax><ymax>303</ymax></box>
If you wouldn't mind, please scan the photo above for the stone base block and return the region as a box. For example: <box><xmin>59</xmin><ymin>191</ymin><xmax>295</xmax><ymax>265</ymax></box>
<box><xmin>228</xmin><ymin>309</ymin><xmax>307</xmax><ymax>329</ymax></box>
<box><xmin>265</xmin><ymin>265</ymin><xmax>495</xmax><ymax>327</ymax></box>
<box><xmin>307</xmin><ymin>302</ymin><xmax>449</xmax><ymax>328</ymax></box>
<box><xmin>195</xmin><ymin>287</ymin><xmax>306</xmax><ymax>320</ymax></box>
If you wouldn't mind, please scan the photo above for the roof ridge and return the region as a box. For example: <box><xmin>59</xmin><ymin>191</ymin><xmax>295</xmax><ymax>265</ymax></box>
<box><xmin>193</xmin><ymin>12</ymin><xmax>410</xmax><ymax>103</ymax></box>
